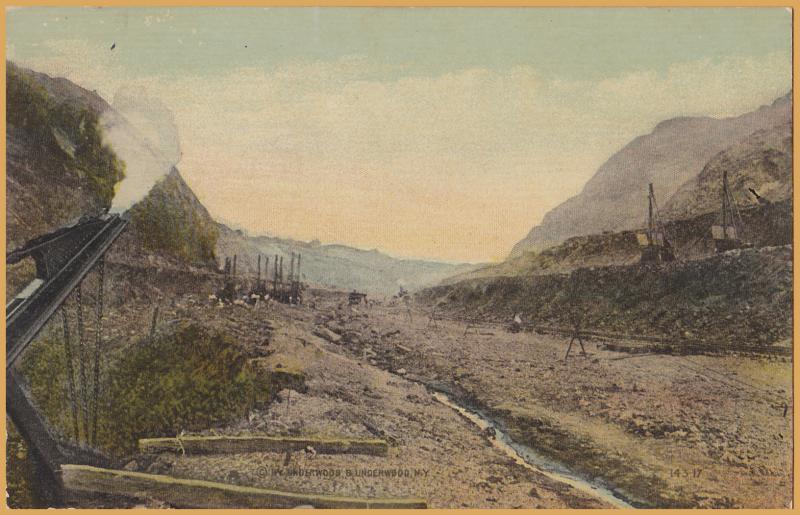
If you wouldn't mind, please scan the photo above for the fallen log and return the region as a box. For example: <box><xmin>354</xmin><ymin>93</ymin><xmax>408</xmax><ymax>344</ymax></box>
<box><xmin>139</xmin><ymin>435</ymin><xmax>389</xmax><ymax>456</ymax></box>
<box><xmin>61</xmin><ymin>465</ymin><xmax>427</xmax><ymax>509</ymax></box>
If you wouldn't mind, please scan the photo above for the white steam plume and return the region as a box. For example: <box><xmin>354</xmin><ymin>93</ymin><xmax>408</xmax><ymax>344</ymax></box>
<box><xmin>103</xmin><ymin>86</ymin><xmax>182</xmax><ymax>213</ymax></box>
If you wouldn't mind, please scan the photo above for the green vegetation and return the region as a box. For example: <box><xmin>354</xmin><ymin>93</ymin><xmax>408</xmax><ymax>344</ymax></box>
<box><xmin>20</xmin><ymin>323</ymin><xmax>268</xmax><ymax>457</ymax></box>
<box><xmin>7</xmin><ymin>64</ymin><xmax>125</xmax><ymax>207</ymax></box>
<box><xmin>129</xmin><ymin>172</ymin><xmax>219</xmax><ymax>264</ymax></box>
<box><xmin>6</xmin><ymin>422</ymin><xmax>45</xmax><ymax>508</ymax></box>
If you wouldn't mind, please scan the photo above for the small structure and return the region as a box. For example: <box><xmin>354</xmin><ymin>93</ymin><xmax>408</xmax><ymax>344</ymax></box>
<box><xmin>637</xmin><ymin>183</ymin><xmax>675</xmax><ymax>263</ymax></box>
<box><xmin>348</xmin><ymin>291</ymin><xmax>367</xmax><ymax>306</ymax></box>
<box><xmin>219</xmin><ymin>252</ymin><xmax>303</xmax><ymax>306</ymax></box>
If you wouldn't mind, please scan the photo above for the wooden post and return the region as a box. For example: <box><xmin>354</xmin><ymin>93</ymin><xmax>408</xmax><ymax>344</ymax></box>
<box><xmin>61</xmin><ymin>465</ymin><xmax>427</xmax><ymax>509</ymax></box>
<box><xmin>273</xmin><ymin>254</ymin><xmax>279</xmax><ymax>296</ymax></box>
<box><xmin>279</xmin><ymin>256</ymin><xmax>284</xmax><ymax>300</ymax></box>
<box><xmin>232</xmin><ymin>255</ymin><xmax>237</xmax><ymax>277</ymax></box>
<box><xmin>427</xmin><ymin>308</ymin><xmax>438</xmax><ymax>329</ymax></box>
<box><xmin>61</xmin><ymin>307</ymin><xmax>80</xmax><ymax>443</ymax></box>
<box><xmin>75</xmin><ymin>282</ymin><xmax>90</xmax><ymax>443</ymax></box>
<box><xmin>91</xmin><ymin>257</ymin><xmax>105</xmax><ymax>445</ymax></box>
<box><xmin>149</xmin><ymin>304</ymin><xmax>160</xmax><ymax>344</ymax></box>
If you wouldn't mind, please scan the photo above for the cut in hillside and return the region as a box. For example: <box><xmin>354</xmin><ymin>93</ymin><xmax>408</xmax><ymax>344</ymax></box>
<box><xmin>511</xmin><ymin>92</ymin><xmax>791</xmax><ymax>256</ymax></box>
<box><xmin>7</xmin><ymin>62</ymin><xmax>218</xmax><ymax>271</ymax></box>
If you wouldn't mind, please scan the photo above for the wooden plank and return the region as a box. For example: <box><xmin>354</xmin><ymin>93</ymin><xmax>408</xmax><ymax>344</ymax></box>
<box><xmin>61</xmin><ymin>465</ymin><xmax>427</xmax><ymax>509</ymax></box>
<box><xmin>139</xmin><ymin>435</ymin><xmax>389</xmax><ymax>457</ymax></box>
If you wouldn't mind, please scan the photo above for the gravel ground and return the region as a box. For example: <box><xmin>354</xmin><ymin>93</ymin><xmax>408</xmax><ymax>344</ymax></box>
<box><xmin>27</xmin><ymin>276</ymin><xmax>789</xmax><ymax>508</ymax></box>
<box><xmin>311</xmin><ymin>294</ymin><xmax>792</xmax><ymax>508</ymax></box>
<box><xmin>112</xmin><ymin>292</ymin><xmax>609</xmax><ymax>508</ymax></box>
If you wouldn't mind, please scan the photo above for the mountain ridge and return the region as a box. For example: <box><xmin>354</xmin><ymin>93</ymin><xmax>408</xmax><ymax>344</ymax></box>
<box><xmin>511</xmin><ymin>91</ymin><xmax>792</xmax><ymax>257</ymax></box>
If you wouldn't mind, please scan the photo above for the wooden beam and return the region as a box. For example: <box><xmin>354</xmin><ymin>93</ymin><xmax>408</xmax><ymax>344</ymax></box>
<box><xmin>139</xmin><ymin>435</ymin><xmax>389</xmax><ymax>457</ymax></box>
<box><xmin>61</xmin><ymin>465</ymin><xmax>427</xmax><ymax>509</ymax></box>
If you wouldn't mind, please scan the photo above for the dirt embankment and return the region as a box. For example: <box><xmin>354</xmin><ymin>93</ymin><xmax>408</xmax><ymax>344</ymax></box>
<box><xmin>420</xmin><ymin>245</ymin><xmax>792</xmax><ymax>349</ymax></box>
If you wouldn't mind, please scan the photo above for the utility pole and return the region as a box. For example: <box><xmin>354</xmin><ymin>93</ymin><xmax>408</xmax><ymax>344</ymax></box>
<box><xmin>279</xmin><ymin>256</ymin><xmax>284</xmax><ymax>300</ymax></box>
<box><xmin>722</xmin><ymin>171</ymin><xmax>730</xmax><ymax>232</ymax></box>
<box><xmin>295</xmin><ymin>253</ymin><xmax>302</xmax><ymax>304</ymax></box>
<box><xmin>648</xmin><ymin>183</ymin><xmax>655</xmax><ymax>240</ymax></box>
<box><xmin>273</xmin><ymin>254</ymin><xmax>279</xmax><ymax>296</ymax></box>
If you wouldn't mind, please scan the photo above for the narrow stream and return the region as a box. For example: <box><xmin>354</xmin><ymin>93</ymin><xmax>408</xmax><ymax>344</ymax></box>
<box><xmin>430</xmin><ymin>391</ymin><xmax>635</xmax><ymax>509</ymax></box>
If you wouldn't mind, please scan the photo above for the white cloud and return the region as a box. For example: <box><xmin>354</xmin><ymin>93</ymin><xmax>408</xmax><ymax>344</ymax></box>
<box><xmin>12</xmin><ymin>44</ymin><xmax>791</xmax><ymax>262</ymax></box>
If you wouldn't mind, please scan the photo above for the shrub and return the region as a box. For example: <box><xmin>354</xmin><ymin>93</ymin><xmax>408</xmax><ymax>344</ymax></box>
<box><xmin>20</xmin><ymin>322</ymin><xmax>267</xmax><ymax>457</ymax></box>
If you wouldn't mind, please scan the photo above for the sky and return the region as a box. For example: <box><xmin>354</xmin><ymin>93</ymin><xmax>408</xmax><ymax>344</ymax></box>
<box><xmin>6</xmin><ymin>7</ymin><xmax>793</xmax><ymax>263</ymax></box>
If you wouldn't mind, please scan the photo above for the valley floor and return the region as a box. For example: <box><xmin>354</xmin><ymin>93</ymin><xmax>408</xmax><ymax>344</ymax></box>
<box><xmin>328</xmin><ymin>298</ymin><xmax>792</xmax><ymax>508</ymax></box>
<box><xmin>57</xmin><ymin>288</ymin><xmax>609</xmax><ymax>508</ymax></box>
<box><xmin>11</xmin><ymin>284</ymin><xmax>793</xmax><ymax>509</ymax></box>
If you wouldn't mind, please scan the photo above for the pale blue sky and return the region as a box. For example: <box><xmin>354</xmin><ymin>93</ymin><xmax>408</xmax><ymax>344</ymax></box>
<box><xmin>8</xmin><ymin>8</ymin><xmax>791</xmax><ymax>81</ymax></box>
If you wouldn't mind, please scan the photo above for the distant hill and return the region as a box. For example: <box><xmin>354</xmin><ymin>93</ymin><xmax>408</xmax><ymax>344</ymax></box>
<box><xmin>216</xmin><ymin>224</ymin><xmax>478</xmax><ymax>297</ymax></box>
<box><xmin>511</xmin><ymin>92</ymin><xmax>791</xmax><ymax>257</ymax></box>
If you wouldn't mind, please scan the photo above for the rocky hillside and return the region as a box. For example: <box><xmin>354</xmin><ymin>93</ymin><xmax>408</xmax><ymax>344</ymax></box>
<box><xmin>6</xmin><ymin>62</ymin><xmax>124</xmax><ymax>251</ymax></box>
<box><xmin>421</xmin><ymin>245</ymin><xmax>792</xmax><ymax>349</ymax></box>
<box><xmin>6</xmin><ymin>62</ymin><xmax>218</xmax><ymax>272</ymax></box>
<box><xmin>511</xmin><ymin>92</ymin><xmax>792</xmax><ymax>256</ymax></box>
<box><xmin>663</xmin><ymin>122</ymin><xmax>792</xmax><ymax>220</ymax></box>
<box><xmin>216</xmin><ymin>225</ymin><xmax>477</xmax><ymax>296</ymax></box>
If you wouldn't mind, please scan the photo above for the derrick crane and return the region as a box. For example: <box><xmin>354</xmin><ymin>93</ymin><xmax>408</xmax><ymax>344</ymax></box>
<box><xmin>636</xmin><ymin>183</ymin><xmax>675</xmax><ymax>263</ymax></box>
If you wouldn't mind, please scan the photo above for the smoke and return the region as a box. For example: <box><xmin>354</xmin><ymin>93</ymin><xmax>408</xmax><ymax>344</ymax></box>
<box><xmin>103</xmin><ymin>86</ymin><xmax>182</xmax><ymax>213</ymax></box>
